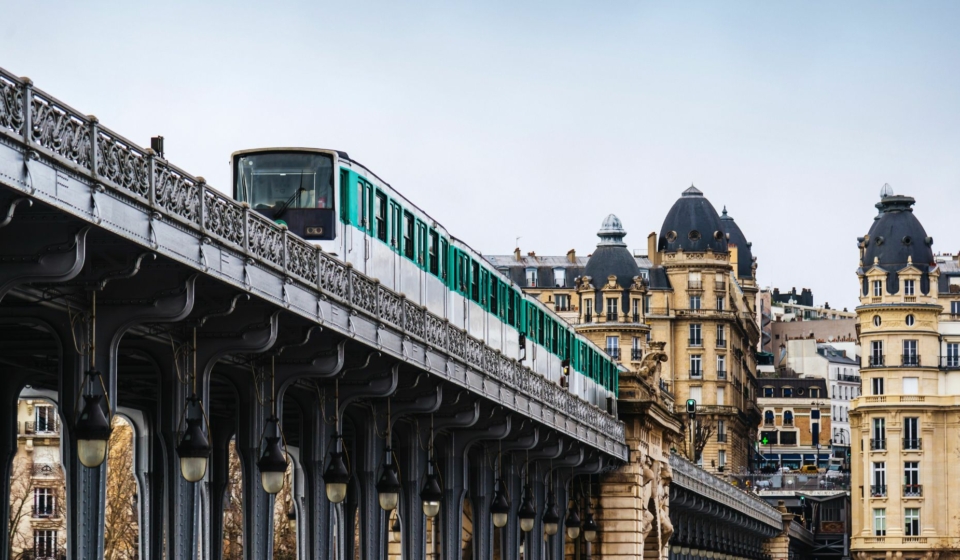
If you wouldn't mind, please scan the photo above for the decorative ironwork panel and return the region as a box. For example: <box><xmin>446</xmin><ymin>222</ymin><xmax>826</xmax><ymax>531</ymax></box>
<box><xmin>0</xmin><ymin>72</ymin><xmax>22</xmax><ymax>135</ymax></box>
<box><xmin>378</xmin><ymin>287</ymin><xmax>403</xmax><ymax>327</ymax></box>
<box><xmin>246</xmin><ymin>212</ymin><xmax>284</xmax><ymax>268</ymax></box>
<box><xmin>464</xmin><ymin>337</ymin><xmax>483</xmax><ymax>367</ymax></box>
<box><xmin>350</xmin><ymin>272</ymin><xmax>377</xmax><ymax>314</ymax></box>
<box><xmin>425</xmin><ymin>313</ymin><xmax>446</xmax><ymax>349</ymax></box>
<box><xmin>403</xmin><ymin>301</ymin><xmax>425</xmax><ymax>340</ymax></box>
<box><xmin>203</xmin><ymin>188</ymin><xmax>245</xmax><ymax>247</ymax></box>
<box><xmin>318</xmin><ymin>254</ymin><xmax>348</xmax><ymax>300</ymax></box>
<box><xmin>97</xmin><ymin>131</ymin><xmax>149</xmax><ymax>199</ymax></box>
<box><xmin>448</xmin><ymin>328</ymin><xmax>466</xmax><ymax>360</ymax></box>
<box><xmin>155</xmin><ymin>163</ymin><xmax>200</xmax><ymax>224</ymax></box>
<box><xmin>30</xmin><ymin>92</ymin><xmax>91</xmax><ymax>170</ymax></box>
<box><xmin>286</xmin><ymin>237</ymin><xmax>318</xmax><ymax>284</ymax></box>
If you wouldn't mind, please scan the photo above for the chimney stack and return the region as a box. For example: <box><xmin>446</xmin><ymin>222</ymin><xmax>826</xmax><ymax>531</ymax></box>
<box><xmin>513</xmin><ymin>247</ymin><xmax>521</xmax><ymax>261</ymax></box>
<box><xmin>567</xmin><ymin>249</ymin><xmax>576</xmax><ymax>264</ymax></box>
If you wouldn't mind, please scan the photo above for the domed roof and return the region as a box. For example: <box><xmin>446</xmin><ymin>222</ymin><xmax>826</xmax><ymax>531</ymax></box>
<box><xmin>719</xmin><ymin>206</ymin><xmax>754</xmax><ymax>279</ymax></box>
<box><xmin>862</xmin><ymin>190</ymin><xmax>934</xmax><ymax>271</ymax></box>
<box><xmin>658</xmin><ymin>186</ymin><xmax>728</xmax><ymax>253</ymax></box>
<box><xmin>584</xmin><ymin>214</ymin><xmax>640</xmax><ymax>288</ymax></box>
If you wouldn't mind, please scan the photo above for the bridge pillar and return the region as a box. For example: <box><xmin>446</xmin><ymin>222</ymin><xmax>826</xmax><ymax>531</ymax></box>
<box><xmin>399</xmin><ymin>425</ymin><xmax>427</xmax><ymax>560</ymax></box>
<box><xmin>0</xmin><ymin>370</ymin><xmax>29</xmax><ymax>560</ymax></box>
<box><xmin>467</xmin><ymin>448</ymin><xmax>493</xmax><ymax>560</ymax></box>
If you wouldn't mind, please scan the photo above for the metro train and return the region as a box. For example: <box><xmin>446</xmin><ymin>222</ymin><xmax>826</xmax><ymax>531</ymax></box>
<box><xmin>232</xmin><ymin>148</ymin><xmax>620</xmax><ymax>409</ymax></box>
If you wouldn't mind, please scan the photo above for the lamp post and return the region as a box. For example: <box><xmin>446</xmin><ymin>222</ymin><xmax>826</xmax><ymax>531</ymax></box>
<box><xmin>75</xmin><ymin>291</ymin><xmax>113</xmax><ymax>468</ymax></box>
<box><xmin>257</xmin><ymin>357</ymin><xmax>288</xmax><ymax>494</ymax></box>
<box><xmin>323</xmin><ymin>380</ymin><xmax>350</xmax><ymax>504</ymax></box>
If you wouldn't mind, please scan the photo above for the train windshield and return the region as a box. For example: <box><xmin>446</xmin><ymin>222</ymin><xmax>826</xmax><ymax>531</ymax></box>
<box><xmin>236</xmin><ymin>152</ymin><xmax>334</xmax><ymax>212</ymax></box>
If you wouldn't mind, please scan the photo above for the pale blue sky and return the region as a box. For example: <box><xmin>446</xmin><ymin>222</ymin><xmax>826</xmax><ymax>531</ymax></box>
<box><xmin>3</xmin><ymin>1</ymin><xmax>959</xmax><ymax>310</ymax></box>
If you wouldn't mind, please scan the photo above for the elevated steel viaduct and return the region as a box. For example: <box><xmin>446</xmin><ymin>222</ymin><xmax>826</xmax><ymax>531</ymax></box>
<box><xmin>0</xmin><ymin>67</ymin><xmax>804</xmax><ymax>560</ymax></box>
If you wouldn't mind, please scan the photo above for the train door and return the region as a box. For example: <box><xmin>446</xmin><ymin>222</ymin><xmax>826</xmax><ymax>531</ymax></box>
<box><xmin>389</xmin><ymin>201</ymin><xmax>402</xmax><ymax>290</ymax></box>
<box><xmin>357</xmin><ymin>180</ymin><xmax>372</xmax><ymax>275</ymax></box>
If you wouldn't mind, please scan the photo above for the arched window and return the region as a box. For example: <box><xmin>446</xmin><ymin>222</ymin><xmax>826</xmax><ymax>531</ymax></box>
<box><xmin>784</xmin><ymin>411</ymin><xmax>794</xmax><ymax>426</ymax></box>
<box><xmin>764</xmin><ymin>410</ymin><xmax>774</xmax><ymax>425</ymax></box>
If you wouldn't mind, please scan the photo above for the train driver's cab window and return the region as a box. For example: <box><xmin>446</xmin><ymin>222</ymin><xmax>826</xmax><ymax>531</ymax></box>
<box><xmin>236</xmin><ymin>152</ymin><xmax>334</xmax><ymax>212</ymax></box>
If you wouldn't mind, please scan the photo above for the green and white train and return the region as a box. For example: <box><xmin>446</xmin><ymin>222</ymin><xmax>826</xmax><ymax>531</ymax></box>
<box><xmin>232</xmin><ymin>148</ymin><xmax>620</xmax><ymax>408</ymax></box>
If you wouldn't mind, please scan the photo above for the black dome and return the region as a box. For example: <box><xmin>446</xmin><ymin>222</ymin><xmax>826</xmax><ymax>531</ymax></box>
<box><xmin>719</xmin><ymin>206</ymin><xmax>754</xmax><ymax>279</ymax></box>
<box><xmin>862</xmin><ymin>194</ymin><xmax>933</xmax><ymax>271</ymax></box>
<box><xmin>658</xmin><ymin>186</ymin><xmax>728</xmax><ymax>253</ymax></box>
<box><xmin>583</xmin><ymin>214</ymin><xmax>640</xmax><ymax>288</ymax></box>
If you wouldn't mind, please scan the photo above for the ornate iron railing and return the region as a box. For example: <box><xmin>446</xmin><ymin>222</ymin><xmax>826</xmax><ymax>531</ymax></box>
<box><xmin>0</xmin><ymin>69</ymin><xmax>625</xmax><ymax>448</ymax></box>
<box><xmin>669</xmin><ymin>453</ymin><xmax>783</xmax><ymax>529</ymax></box>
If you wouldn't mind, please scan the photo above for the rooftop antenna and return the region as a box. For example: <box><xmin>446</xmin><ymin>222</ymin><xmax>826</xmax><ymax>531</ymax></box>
<box><xmin>515</xmin><ymin>236</ymin><xmax>521</xmax><ymax>248</ymax></box>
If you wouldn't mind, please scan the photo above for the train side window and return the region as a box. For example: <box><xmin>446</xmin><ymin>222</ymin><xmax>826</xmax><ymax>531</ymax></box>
<box><xmin>389</xmin><ymin>201</ymin><xmax>401</xmax><ymax>249</ymax></box>
<box><xmin>339</xmin><ymin>170</ymin><xmax>351</xmax><ymax>224</ymax></box>
<box><xmin>507</xmin><ymin>290</ymin><xmax>516</xmax><ymax>325</ymax></box>
<box><xmin>416</xmin><ymin>221</ymin><xmax>427</xmax><ymax>266</ymax></box>
<box><xmin>480</xmin><ymin>269</ymin><xmax>490</xmax><ymax>306</ymax></box>
<box><xmin>471</xmin><ymin>260</ymin><xmax>480</xmax><ymax>302</ymax></box>
<box><xmin>440</xmin><ymin>238</ymin><xmax>449</xmax><ymax>281</ymax></box>
<box><xmin>357</xmin><ymin>181</ymin><xmax>369</xmax><ymax>228</ymax></box>
<box><xmin>428</xmin><ymin>230</ymin><xmax>439</xmax><ymax>276</ymax></box>
<box><xmin>403</xmin><ymin>212</ymin><xmax>415</xmax><ymax>259</ymax></box>
<box><xmin>375</xmin><ymin>192</ymin><xmax>387</xmax><ymax>242</ymax></box>
<box><xmin>490</xmin><ymin>278</ymin><xmax>499</xmax><ymax>315</ymax></box>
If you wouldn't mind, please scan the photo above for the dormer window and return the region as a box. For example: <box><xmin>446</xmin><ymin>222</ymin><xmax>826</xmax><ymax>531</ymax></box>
<box><xmin>782</xmin><ymin>387</ymin><xmax>793</xmax><ymax>398</ymax></box>
<box><xmin>553</xmin><ymin>268</ymin><xmax>565</xmax><ymax>288</ymax></box>
<box><xmin>873</xmin><ymin>280</ymin><xmax>883</xmax><ymax>297</ymax></box>
<box><xmin>525</xmin><ymin>268</ymin><xmax>538</xmax><ymax>287</ymax></box>
<box><xmin>904</xmin><ymin>279</ymin><xmax>915</xmax><ymax>296</ymax></box>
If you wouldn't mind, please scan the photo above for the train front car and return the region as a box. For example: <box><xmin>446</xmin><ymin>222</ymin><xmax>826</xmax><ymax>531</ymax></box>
<box><xmin>232</xmin><ymin>148</ymin><xmax>341</xmax><ymax>253</ymax></box>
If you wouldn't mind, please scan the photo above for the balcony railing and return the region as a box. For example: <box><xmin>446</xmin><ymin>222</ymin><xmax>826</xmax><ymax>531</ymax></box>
<box><xmin>659</xmin><ymin>379</ymin><xmax>673</xmax><ymax>398</ymax></box>
<box><xmin>554</xmin><ymin>304</ymin><xmax>571</xmax><ymax>312</ymax></box>
<box><xmin>870</xmin><ymin>439</ymin><xmax>886</xmax><ymax>451</ymax></box>
<box><xmin>605</xmin><ymin>312</ymin><xmax>617</xmax><ymax>322</ymax></box>
<box><xmin>631</xmin><ymin>313</ymin><xmax>640</xmax><ymax>323</ymax></box>
<box><xmin>583</xmin><ymin>313</ymin><xmax>592</xmax><ymax>323</ymax></box>
<box><xmin>688</xmin><ymin>281</ymin><xmax>703</xmax><ymax>290</ymax></box>
<box><xmin>22</xmin><ymin>422</ymin><xmax>60</xmax><ymax>436</ymax></box>
<box><xmin>28</xmin><ymin>549</ymin><xmax>67</xmax><ymax>560</ymax></box>
<box><xmin>690</xmin><ymin>370</ymin><xmax>703</xmax><ymax>379</ymax></box>
<box><xmin>717</xmin><ymin>432</ymin><xmax>727</xmax><ymax>443</ymax></box>
<box><xmin>606</xmin><ymin>348</ymin><xmax>620</xmax><ymax>360</ymax></box>
<box><xmin>838</xmin><ymin>374</ymin><xmax>861</xmax><ymax>382</ymax></box>
<box><xmin>903</xmin><ymin>438</ymin><xmax>922</xmax><ymax>450</ymax></box>
<box><xmin>901</xmin><ymin>354</ymin><xmax>920</xmax><ymax>367</ymax></box>
<box><xmin>715</xmin><ymin>281</ymin><xmax>727</xmax><ymax>292</ymax></box>
<box><xmin>688</xmin><ymin>338</ymin><xmax>703</xmax><ymax>348</ymax></box>
<box><xmin>631</xmin><ymin>348</ymin><xmax>643</xmax><ymax>361</ymax></box>
<box><xmin>903</xmin><ymin>484</ymin><xmax>923</xmax><ymax>497</ymax></box>
<box><xmin>716</xmin><ymin>338</ymin><xmax>727</xmax><ymax>348</ymax></box>
<box><xmin>941</xmin><ymin>355</ymin><xmax>960</xmax><ymax>369</ymax></box>
<box><xmin>32</xmin><ymin>505</ymin><xmax>58</xmax><ymax>518</ymax></box>
<box><xmin>868</xmin><ymin>355</ymin><xmax>885</xmax><ymax>367</ymax></box>
<box><xmin>717</xmin><ymin>369</ymin><xmax>727</xmax><ymax>380</ymax></box>
<box><xmin>870</xmin><ymin>485</ymin><xmax>887</xmax><ymax>497</ymax></box>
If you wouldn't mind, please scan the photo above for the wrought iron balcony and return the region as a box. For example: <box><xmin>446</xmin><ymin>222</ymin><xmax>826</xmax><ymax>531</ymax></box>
<box><xmin>583</xmin><ymin>312</ymin><xmax>593</xmax><ymax>323</ymax></box>
<box><xmin>689</xmin><ymin>338</ymin><xmax>703</xmax><ymax>348</ymax></box>
<box><xmin>715</xmin><ymin>281</ymin><xmax>727</xmax><ymax>292</ymax></box>
<box><xmin>717</xmin><ymin>432</ymin><xmax>727</xmax><ymax>443</ymax></box>
<box><xmin>717</xmin><ymin>369</ymin><xmax>727</xmax><ymax>379</ymax></box>
<box><xmin>838</xmin><ymin>373</ymin><xmax>861</xmax><ymax>382</ymax></box>
<box><xmin>23</xmin><ymin>421</ymin><xmax>59</xmax><ymax>436</ymax></box>
<box><xmin>902</xmin><ymin>438</ymin><xmax>922</xmax><ymax>450</ymax></box>
<box><xmin>605</xmin><ymin>312</ymin><xmax>617</xmax><ymax>322</ymax></box>
<box><xmin>716</xmin><ymin>338</ymin><xmax>727</xmax><ymax>348</ymax></box>
<box><xmin>689</xmin><ymin>369</ymin><xmax>703</xmax><ymax>379</ymax></box>
<box><xmin>941</xmin><ymin>355</ymin><xmax>960</xmax><ymax>369</ymax></box>
<box><xmin>903</xmin><ymin>484</ymin><xmax>923</xmax><ymax>497</ymax></box>
<box><xmin>870</xmin><ymin>439</ymin><xmax>886</xmax><ymax>450</ymax></box>
<box><xmin>606</xmin><ymin>348</ymin><xmax>620</xmax><ymax>360</ymax></box>
<box><xmin>688</xmin><ymin>280</ymin><xmax>703</xmax><ymax>290</ymax></box>
<box><xmin>632</xmin><ymin>313</ymin><xmax>640</xmax><ymax>323</ymax></box>
<box><xmin>867</xmin><ymin>355</ymin><xmax>885</xmax><ymax>367</ymax></box>
<box><xmin>631</xmin><ymin>348</ymin><xmax>643</xmax><ymax>360</ymax></box>
<box><xmin>901</xmin><ymin>354</ymin><xmax>920</xmax><ymax>367</ymax></box>
<box><xmin>32</xmin><ymin>505</ymin><xmax>58</xmax><ymax>518</ymax></box>
<box><xmin>870</xmin><ymin>485</ymin><xmax>887</xmax><ymax>497</ymax></box>
<box><xmin>659</xmin><ymin>379</ymin><xmax>673</xmax><ymax>398</ymax></box>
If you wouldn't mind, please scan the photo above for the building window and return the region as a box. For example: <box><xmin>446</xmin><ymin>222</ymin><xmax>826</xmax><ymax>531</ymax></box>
<box><xmin>873</xmin><ymin>509</ymin><xmax>886</xmax><ymax>536</ymax></box>
<box><xmin>525</xmin><ymin>268</ymin><xmax>538</xmax><ymax>287</ymax></box>
<box><xmin>782</xmin><ymin>387</ymin><xmax>792</xmax><ymax>398</ymax></box>
<box><xmin>584</xmin><ymin>298</ymin><xmax>593</xmax><ymax>321</ymax></box>
<box><xmin>631</xmin><ymin>299</ymin><xmax>640</xmax><ymax>321</ymax></box>
<box><xmin>716</xmin><ymin>296</ymin><xmax>724</xmax><ymax>311</ymax></box>
<box><xmin>872</xmin><ymin>418</ymin><xmax>886</xmax><ymax>449</ymax></box>
<box><xmin>689</xmin><ymin>324</ymin><xmax>702</xmax><ymax>347</ymax></box>
<box><xmin>904</xmin><ymin>279</ymin><xmax>915</xmax><ymax>296</ymax></box>
<box><xmin>872</xmin><ymin>378</ymin><xmax>884</xmax><ymax>396</ymax></box>
<box><xmin>873</xmin><ymin>315</ymin><xmax>882</xmax><ymax>327</ymax></box>
<box><xmin>763</xmin><ymin>386</ymin><xmax>774</xmax><ymax>398</ymax></box>
<box><xmin>689</xmin><ymin>386</ymin><xmax>702</xmax><ymax>405</ymax></box>
<box><xmin>688</xmin><ymin>271</ymin><xmax>702</xmax><ymax>289</ymax></box>
<box><xmin>764</xmin><ymin>410</ymin><xmax>774</xmax><ymax>425</ymax></box>
<box><xmin>904</xmin><ymin>418</ymin><xmax>920</xmax><ymax>450</ymax></box>
<box><xmin>903</xmin><ymin>340</ymin><xmax>918</xmax><ymax>366</ymax></box>
<box><xmin>689</xmin><ymin>295</ymin><xmax>701</xmax><ymax>310</ymax></box>
<box><xmin>690</xmin><ymin>355</ymin><xmax>702</xmax><ymax>378</ymax></box>
<box><xmin>873</xmin><ymin>280</ymin><xmax>883</xmax><ymax>297</ymax></box>
<box><xmin>555</xmin><ymin>294</ymin><xmax>570</xmax><ymax>311</ymax></box>
<box><xmin>717</xmin><ymin>420</ymin><xmax>726</xmax><ymax>443</ymax></box>
<box><xmin>717</xmin><ymin>355</ymin><xmax>726</xmax><ymax>379</ymax></box>
<box><xmin>783</xmin><ymin>411</ymin><xmax>794</xmax><ymax>426</ymax></box>
<box><xmin>34</xmin><ymin>530</ymin><xmax>58</xmax><ymax>559</ymax></box>
<box><xmin>905</xmin><ymin>314</ymin><xmax>915</xmax><ymax>326</ymax></box>
<box><xmin>810</xmin><ymin>387</ymin><xmax>819</xmax><ymax>398</ymax></box>
<box><xmin>903</xmin><ymin>377</ymin><xmax>918</xmax><ymax>395</ymax></box>
<box><xmin>35</xmin><ymin>405</ymin><xmax>57</xmax><ymax>434</ymax></box>
<box><xmin>403</xmin><ymin>211</ymin><xmax>415</xmax><ymax>259</ymax></box>
<box><xmin>905</xmin><ymin>508</ymin><xmax>920</xmax><ymax>536</ymax></box>
<box><xmin>946</xmin><ymin>342</ymin><xmax>960</xmax><ymax>368</ymax></box>
<box><xmin>644</xmin><ymin>295</ymin><xmax>651</xmax><ymax>314</ymax></box>
<box><xmin>952</xmin><ymin>301</ymin><xmax>960</xmax><ymax>315</ymax></box>
<box><xmin>606</xmin><ymin>336</ymin><xmax>620</xmax><ymax>360</ymax></box>
<box><xmin>374</xmin><ymin>193</ymin><xmax>387</xmax><ymax>241</ymax></box>
<box><xmin>717</xmin><ymin>387</ymin><xmax>725</xmax><ymax>406</ymax></box>
<box><xmin>872</xmin><ymin>462</ymin><xmax>887</xmax><ymax>496</ymax></box>
<box><xmin>33</xmin><ymin>487</ymin><xmax>55</xmax><ymax>518</ymax></box>
<box><xmin>904</xmin><ymin>461</ymin><xmax>920</xmax><ymax>496</ymax></box>
<box><xmin>870</xmin><ymin>340</ymin><xmax>884</xmax><ymax>366</ymax></box>
<box><xmin>780</xmin><ymin>431</ymin><xmax>797</xmax><ymax>445</ymax></box>
<box><xmin>716</xmin><ymin>325</ymin><xmax>726</xmax><ymax>347</ymax></box>
<box><xmin>552</xmin><ymin>268</ymin><xmax>565</xmax><ymax>287</ymax></box>
<box><xmin>718</xmin><ymin>449</ymin><xmax>726</xmax><ymax>467</ymax></box>
<box><xmin>606</xmin><ymin>298</ymin><xmax>618</xmax><ymax>321</ymax></box>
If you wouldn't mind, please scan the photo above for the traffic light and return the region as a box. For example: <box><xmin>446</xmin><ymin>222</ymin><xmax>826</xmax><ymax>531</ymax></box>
<box><xmin>686</xmin><ymin>399</ymin><xmax>697</xmax><ymax>415</ymax></box>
